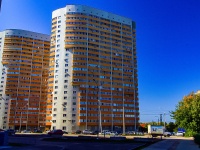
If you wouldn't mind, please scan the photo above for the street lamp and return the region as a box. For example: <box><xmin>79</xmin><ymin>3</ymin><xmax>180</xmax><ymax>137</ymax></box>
<box><xmin>123</xmin><ymin>99</ymin><xmax>125</xmax><ymax>135</ymax></box>
<box><xmin>92</xmin><ymin>78</ymin><xmax>102</xmax><ymax>134</ymax></box>
<box><xmin>19</xmin><ymin>112</ymin><xmax>22</xmax><ymax>132</ymax></box>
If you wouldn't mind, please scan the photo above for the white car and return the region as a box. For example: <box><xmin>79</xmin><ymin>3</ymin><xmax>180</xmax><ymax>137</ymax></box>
<box><xmin>82</xmin><ymin>129</ymin><xmax>93</xmax><ymax>134</ymax></box>
<box><xmin>176</xmin><ymin>131</ymin><xmax>184</xmax><ymax>136</ymax></box>
<box><xmin>101</xmin><ymin>130</ymin><xmax>110</xmax><ymax>135</ymax></box>
<box><xmin>163</xmin><ymin>132</ymin><xmax>171</xmax><ymax>137</ymax></box>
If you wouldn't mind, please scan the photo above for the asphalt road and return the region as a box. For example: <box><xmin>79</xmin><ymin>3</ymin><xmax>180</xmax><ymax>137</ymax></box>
<box><xmin>2</xmin><ymin>134</ymin><xmax>198</xmax><ymax>150</ymax></box>
<box><xmin>6</xmin><ymin>134</ymin><xmax>145</xmax><ymax>150</ymax></box>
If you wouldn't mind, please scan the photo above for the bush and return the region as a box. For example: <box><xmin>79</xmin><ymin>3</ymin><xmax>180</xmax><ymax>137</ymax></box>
<box><xmin>193</xmin><ymin>134</ymin><xmax>200</xmax><ymax>145</ymax></box>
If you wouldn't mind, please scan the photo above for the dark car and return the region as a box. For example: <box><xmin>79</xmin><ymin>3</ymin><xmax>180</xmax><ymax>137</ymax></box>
<box><xmin>92</xmin><ymin>130</ymin><xmax>99</xmax><ymax>135</ymax></box>
<box><xmin>63</xmin><ymin>131</ymin><xmax>68</xmax><ymax>134</ymax></box>
<box><xmin>6</xmin><ymin>129</ymin><xmax>15</xmax><ymax>136</ymax></box>
<box><xmin>0</xmin><ymin>129</ymin><xmax>5</xmax><ymax>132</ymax></box>
<box><xmin>33</xmin><ymin>130</ymin><xmax>43</xmax><ymax>133</ymax></box>
<box><xmin>75</xmin><ymin>130</ymin><xmax>82</xmax><ymax>134</ymax></box>
<box><xmin>48</xmin><ymin>129</ymin><xmax>64</xmax><ymax>136</ymax></box>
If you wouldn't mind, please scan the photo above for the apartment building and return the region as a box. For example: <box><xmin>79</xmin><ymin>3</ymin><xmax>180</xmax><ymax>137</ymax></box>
<box><xmin>49</xmin><ymin>5</ymin><xmax>139</xmax><ymax>132</ymax></box>
<box><xmin>0</xmin><ymin>29</ymin><xmax>50</xmax><ymax>130</ymax></box>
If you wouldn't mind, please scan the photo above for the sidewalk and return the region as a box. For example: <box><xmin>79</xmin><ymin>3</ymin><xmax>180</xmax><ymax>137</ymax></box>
<box><xmin>176</xmin><ymin>139</ymin><xmax>199</xmax><ymax>150</ymax></box>
<box><xmin>143</xmin><ymin>139</ymin><xmax>200</xmax><ymax>150</ymax></box>
<box><xmin>143</xmin><ymin>140</ymin><xmax>177</xmax><ymax>150</ymax></box>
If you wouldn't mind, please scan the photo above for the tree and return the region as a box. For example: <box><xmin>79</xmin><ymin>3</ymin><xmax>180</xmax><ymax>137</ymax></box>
<box><xmin>171</xmin><ymin>92</ymin><xmax>200</xmax><ymax>136</ymax></box>
<box><xmin>166</xmin><ymin>122</ymin><xmax>177</xmax><ymax>132</ymax></box>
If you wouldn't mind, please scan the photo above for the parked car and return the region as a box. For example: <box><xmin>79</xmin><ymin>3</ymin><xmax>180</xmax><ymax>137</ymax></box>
<box><xmin>101</xmin><ymin>130</ymin><xmax>111</xmax><ymax>135</ymax></box>
<box><xmin>82</xmin><ymin>129</ymin><xmax>93</xmax><ymax>134</ymax></box>
<box><xmin>75</xmin><ymin>130</ymin><xmax>82</xmax><ymax>134</ymax></box>
<box><xmin>126</xmin><ymin>131</ymin><xmax>135</xmax><ymax>135</ymax></box>
<box><xmin>164</xmin><ymin>131</ymin><xmax>171</xmax><ymax>137</ymax></box>
<box><xmin>46</xmin><ymin>130</ymin><xmax>51</xmax><ymax>133</ymax></box>
<box><xmin>171</xmin><ymin>132</ymin><xmax>176</xmax><ymax>136</ymax></box>
<box><xmin>6</xmin><ymin>129</ymin><xmax>15</xmax><ymax>136</ymax></box>
<box><xmin>110</xmin><ymin>131</ymin><xmax>118</xmax><ymax>136</ymax></box>
<box><xmin>48</xmin><ymin>129</ymin><xmax>64</xmax><ymax>136</ymax></box>
<box><xmin>176</xmin><ymin>131</ymin><xmax>184</xmax><ymax>136</ymax></box>
<box><xmin>22</xmin><ymin>130</ymin><xmax>32</xmax><ymax>133</ymax></box>
<box><xmin>92</xmin><ymin>130</ymin><xmax>99</xmax><ymax>135</ymax></box>
<box><xmin>33</xmin><ymin>130</ymin><xmax>43</xmax><ymax>133</ymax></box>
<box><xmin>0</xmin><ymin>129</ymin><xmax>5</xmax><ymax>132</ymax></box>
<box><xmin>63</xmin><ymin>130</ymin><xmax>68</xmax><ymax>134</ymax></box>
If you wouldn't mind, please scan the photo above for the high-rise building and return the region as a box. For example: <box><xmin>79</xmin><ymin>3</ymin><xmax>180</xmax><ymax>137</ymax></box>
<box><xmin>0</xmin><ymin>29</ymin><xmax>50</xmax><ymax>130</ymax></box>
<box><xmin>49</xmin><ymin>5</ymin><xmax>139</xmax><ymax>132</ymax></box>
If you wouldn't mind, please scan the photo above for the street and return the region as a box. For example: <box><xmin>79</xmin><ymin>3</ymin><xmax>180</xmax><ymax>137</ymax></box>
<box><xmin>1</xmin><ymin>134</ymin><xmax>199</xmax><ymax>150</ymax></box>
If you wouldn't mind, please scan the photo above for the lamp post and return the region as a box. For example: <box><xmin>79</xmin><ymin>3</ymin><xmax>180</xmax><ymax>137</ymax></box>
<box><xmin>123</xmin><ymin>99</ymin><xmax>125</xmax><ymax>135</ymax></box>
<box><xmin>19</xmin><ymin>112</ymin><xmax>22</xmax><ymax>132</ymax></box>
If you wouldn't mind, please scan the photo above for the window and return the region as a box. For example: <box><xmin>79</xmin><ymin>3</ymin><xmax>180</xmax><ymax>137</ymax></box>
<box><xmin>55</xmin><ymin>80</ymin><xmax>58</xmax><ymax>83</ymax></box>
<box><xmin>73</xmin><ymin>91</ymin><xmax>76</xmax><ymax>94</ymax></box>
<box><xmin>65</xmin><ymin>64</ymin><xmax>68</xmax><ymax>67</ymax></box>
<box><xmin>63</xmin><ymin>108</ymin><xmax>67</xmax><ymax>111</ymax></box>
<box><xmin>63</xmin><ymin>120</ymin><xmax>66</xmax><ymax>123</ymax></box>
<box><xmin>64</xmin><ymin>85</ymin><xmax>67</xmax><ymax>88</ymax></box>
<box><xmin>73</xmin><ymin>97</ymin><xmax>76</xmax><ymax>100</ymax></box>
<box><xmin>55</xmin><ymin>86</ymin><xmax>58</xmax><ymax>89</ymax></box>
<box><xmin>73</xmin><ymin>102</ymin><xmax>76</xmax><ymax>105</ymax></box>
<box><xmin>53</xmin><ymin>114</ymin><xmax>56</xmax><ymax>117</ymax></box>
<box><xmin>64</xmin><ymin>96</ymin><xmax>67</xmax><ymax>99</ymax></box>
<box><xmin>64</xmin><ymin>80</ymin><xmax>68</xmax><ymax>83</ymax></box>
<box><xmin>64</xmin><ymin>91</ymin><xmax>67</xmax><ymax>94</ymax></box>
<box><xmin>63</xmin><ymin>114</ymin><xmax>67</xmax><ymax>117</ymax></box>
<box><xmin>54</xmin><ymin>108</ymin><xmax>57</xmax><ymax>111</ymax></box>
<box><xmin>54</xmin><ymin>97</ymin><xmax>57</xmax><ymax>100</ymax></box>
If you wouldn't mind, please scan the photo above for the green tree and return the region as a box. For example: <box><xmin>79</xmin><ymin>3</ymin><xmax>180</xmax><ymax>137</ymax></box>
<box><xmin>166</xmin><ymin>122</ymin><xmax>177</xmax><ymax>132</ymax></box>
<box><xmin>171</xmin><ymin>92</ymin><xmax>200</xmax><ymax>136</ymax></box>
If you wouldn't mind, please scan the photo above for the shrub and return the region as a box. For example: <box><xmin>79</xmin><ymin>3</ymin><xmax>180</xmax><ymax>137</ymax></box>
<box><xmin>193</xmin><ymin>134</ymin><xmax>200</xmax><ymax>145</ymax></box>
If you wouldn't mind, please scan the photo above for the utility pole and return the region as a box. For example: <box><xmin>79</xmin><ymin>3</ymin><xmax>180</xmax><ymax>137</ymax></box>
<box><xmin>164</xmin><ymin>113</ymin><xmax>166</xmax><ymax>128</ymax></box>
<box><xmin>160</xmin><ymin>114</ymin><xmax>162</xmax><ymax>125</ymax></box>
